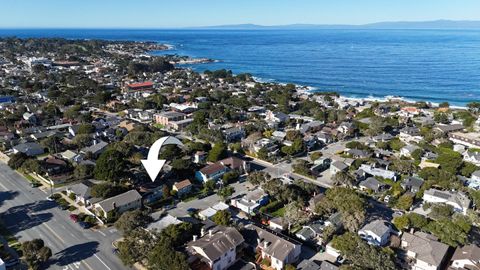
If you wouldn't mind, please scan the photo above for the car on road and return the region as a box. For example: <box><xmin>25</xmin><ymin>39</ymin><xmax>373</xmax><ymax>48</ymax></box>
<box><xmin>46</xmin><ymin>196</ymin><xmax>55</xmax><ymax>201</ymax></box>
<box><xmin>78</xmin><ymin>221</ymin><xmax>91</xmax><ymax>229</ymax></box>
<box><xmin>30</xmin><ymin>181</ymin><xmax>41</xmax><ymax>188</ymax></box>
<box><xmin>69</xmin><ymin>214</ymin><xmax>79</xmax><ymax>222</ymax></box>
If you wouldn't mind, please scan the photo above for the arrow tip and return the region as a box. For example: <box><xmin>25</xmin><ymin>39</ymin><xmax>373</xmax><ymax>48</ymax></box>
<box><xmin>141</xmin><ymin>159</ymin><xmax>166</xmax><ymax>182</ymax></box>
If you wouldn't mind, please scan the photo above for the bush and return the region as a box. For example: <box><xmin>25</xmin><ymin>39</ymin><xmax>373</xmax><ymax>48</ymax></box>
<box><xmin>68</xmin><ymin>206</ymin><xmax>77</xmax><ymax>211</ymax></box>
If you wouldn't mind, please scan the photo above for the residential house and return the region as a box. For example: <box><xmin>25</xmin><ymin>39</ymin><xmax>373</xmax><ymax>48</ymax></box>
<box><xmin>195</xmin><ymin>157</ymin><xmax>249</xmax><ymax>183</ymax></box>
<box><xmin>198</xmin><ymin>202</ymin><xmax>230</xmax><ymax>221</ymax></box>
<box><xmin>12</xmin><ymin>142</ymin><xmax>44</xmax><ymax>156</ymax></box>
<box><xmin>330</xmin><ymin>161</ymin><xmax>348</xmax><ymax>175</ymax></box>
<box><xmin>467</xmin><ymin>170</ymin><xmax>480</xmax><ymax>190</ymax></box>
<box><xmin>337</xmin><ymin>121</ymin><xmax>355</xmax><ymax>135</ymax></box>
<box><xmin>223</xmin><ymin>127</ymin><xmax>245</xmax><ymax>142</ymax></box>
<box><xmin>401</xmin><ymin>144</ymin><xmax>420</xmax><ymax>158</ymax></box>
<box><xmin>401</xmin><ymin>177</ymin><xmax>424</xmax><ymax>193</ymax></box>
<box><xmin>265</xmin><ymin>110</ymin><xmax>289</xmax><ymax>124</ymax></box>
<box><xmin>423</xmin><ymin>189</ymin><xmax>471</xmax><ymax>215</ymax></box>
<box><xmin>324</xmin><ymin>212</ymin><xmax>343</xmax><ymax>232</ymax></box>
<box><xmin>359</xmin><ymin>177</ymin><xmax>389</xmax><ymax>193</ymax></box>
<box><xmin>359</xmin><ymin>164</ymin><xmax>397</xmax><ymax>181</ymax></box>
<box><xmin>449</xmin><ymin>132</ymin><xmax>480</xmax><ymax>149</ymax></box>
<box><xmin>463</xmin><ymin>151</ymin><xmax>480</xmax><ymax>166</ymax></box>
<box><xmin>434</xmin><ymin>124</ymin><xmax>464</xmax><ymax>134</ymax></box>
<box><xmin>80</xmin><ymin>140</ymin><xmax>108</xmax><ymax>158</ymax></box>
<box><xmin>400</xmin><ymin>231</ymin><xmax>449</xmax><ymax>270</ymax></box>
<box><xmin>93</xmin><ymin>190</ymin><xmax>142</xmax><ymax>220</ymax></box>
<box><xmin>66</xmin><ymin>180</ymin><xmax>101</xmax><ymax>207</ymax></box>
<box><xmin>147</xmin><ymin>214</ymin><xmax>182</xmax><ymax>232</ymax></box>
<box><xmin>269</xmin><ymin>217</ymin><xmax>287</xmax><ymax>232</ymax></box>
<box><xmin>155</xmin><ymin>111</ymin><xmax>186</xmax><ymax>126</ymax></box>
<box><xmin>295</xmin><ymin>221</ymin><xmax>325</xmax><ymax>244</ymax></box>
<box><xmin>399</xmin><ymin>126</ymin><xmax>423</xmax><ymax>144</ymax></box>
<box><xmin>172</xmin><ymin>179</ymin><xmax>193</xmax><ymax>197</ymax></box>
<box><xmin>358</xmin><ymin>220</ymin><xmax>392</xmax><ymax>246</ymax></box>
<box><xmin>450</xmin><ymin>244</ymin><xmax>480</xmax><ymax>270</ymax></box>
<box><xmin>59</xmin><ymin>150</ymin><xmax>83</xmax><ymax>164</ymax></box>
<box><xmin>230</xmin><ymin>188</ymin><xmax>268</xmax><ymax>215</ymax></box>
<box><xmin>187</xmin><ymin>226</ymin><xmax>244</xmax><ymax>270</ymax></box>
<box><xmin>243</xmin><ymin>224</ymin><xmax>301</xmax><ymax>270</ymax></box>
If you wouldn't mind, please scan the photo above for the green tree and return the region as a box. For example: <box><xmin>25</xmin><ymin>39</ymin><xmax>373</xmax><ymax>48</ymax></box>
<box><xmin>393</xmin><ymin>215</ymin><xmax>410</xmax><ymax>230</ymax></box>
<box><xmin>211</xmin><ymin>209</ymin><xmax>231</xmax><ymax>226</ymax></box>
<box><xmin>147</xmin><ymin>238</ymin><xmax>189</xmax><ymax>270</ymax></box>
<box><xmin>426</xmin><ymin>216</ymin><xmax>470</xmax><ymax>247</ymax></box>
<box><xmin>93</xmin><ymin>149</ymin><xmax>126</xmax><ymax>182</ymax></box>
<box><xmin>217</xmin><ymin>186</ymin><xmax>235</xmax><ymax>201</ymax></box>
<box><xmin>90</xmin><ymin>183</ymin><xmax>128</xmax><ymax>199</ymax></box>
<box><xmin>21</xmin><ymin>239</ymin><xmax>52</xmax><ymax>270</ymax></box>
<box><xmin>435</xmin><ymin>148</ymin><xmax>463</xmax><ymax>174</ymax></box>
<box><xmin>21</xmin><ymin>159</ymin><xmax>42</xmax><ymax>174</ymax></box>
<box><xmin>118</xmin><ymin>229</ymin><xmax>156</xmax><ymax>266</ymax></box>
<box><xmin>115</xmin><ymin>210</ymin><xmax>153</xmax><ymax>234</ymax></box>
<box><xmin>207</xmin><ymin>142</ymin><xmax>227</xmax><ymax>162</ymax></box>
<box><xmin>396</xmin><ymin>194</ymin><xmax>414</xmax><ymax>211</ymax></box>
<box><xmin>331</xmin><ymin>232</ymin><xmax>396</xmax><ymax>270</ymax></box>
<box><xmin>73</xmin><ymin>163</ymin><xmax>94</xmax><ymax>180</ymax></box>
<box><xmin>332</xmin><ymin>171</ymin><xmax>355</xmax><ymax>187</ymax></box>
<box><xmin>8</xmin><ymin>152</ymin><xmax>28</xmax><ymax>169</ymax></box>
<box><xmin>77</xmin><ymin>123</ymin><xmax>95</xmax><ymax>134</ymax></box>
<box><xmin>429</xmin><ymin>204</ymin><xmax>454</xmax><ymax>220</ymax></box>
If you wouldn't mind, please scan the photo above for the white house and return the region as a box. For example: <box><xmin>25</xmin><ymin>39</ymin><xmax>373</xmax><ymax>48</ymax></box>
<box><xmin>244</xmin><ymin>224</ymin><xmax>301</xmax><ymax>270</ymax></box>
<box><xmin>423</xmin><ymin>188</ymin><xmax>471</xmax><ymax>215</ymax></box>
<box><xmin>358</xmin><ymin>220</ymin><xmax>392</xmax><ymax>246</ymax></box>
<box><xmin>450</xmin><ymin>244</ymin><xmax>480</xmax><ymax>269</ymax></box>
<box><xmin>401</xmin><ymin>231</ymin><xmax>449</xmax><ymax>270</ymax></box>
<box><xmin>187</xmin><ymin>226</ymin><xmax>244</xmax><ymax>270</ymax></box>
<box><xmin>230</xmin><ymin>188</ymin><xmax>268</xmax><ymax>215</ymax></box>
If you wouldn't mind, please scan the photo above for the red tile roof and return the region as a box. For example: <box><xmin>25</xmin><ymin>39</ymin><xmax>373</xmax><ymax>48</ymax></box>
<box><xmin>127</xmin><ymin>82</ymin><xmax>153</xmax><ymax>89</ymax></box>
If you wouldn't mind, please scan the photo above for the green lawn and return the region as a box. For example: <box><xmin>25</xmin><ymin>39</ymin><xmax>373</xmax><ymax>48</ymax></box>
<box><xmin>270</xmin><ymin>207</ymin><xmax>285</xmax><ymax>217</ymax></box>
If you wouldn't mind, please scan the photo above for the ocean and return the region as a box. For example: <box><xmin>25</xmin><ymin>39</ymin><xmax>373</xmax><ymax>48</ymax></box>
<box><xmin>1</xmin><ymin>28</ymin><xmax>480</xmax><ymax>106</ymax></box>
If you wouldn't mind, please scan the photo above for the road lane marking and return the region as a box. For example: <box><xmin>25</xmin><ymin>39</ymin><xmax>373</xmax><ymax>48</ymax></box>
<box><xmin>43</xmin><ymin>223</ymin><xmax>65</xmax><ymax>244</ymax></box>
<box><xmin>94</xmin><ymin>254</ymin><xmax>112</xmax><ymax>270</ymax></box>
<box><xmin>0</xmin><ymin>181</ymin><xmax>9</xmax><ymax>190</ymax></box>
<box><xmin>98</xmin><ymin>230</ymin><xmax>106</xmax><ymax>236</ymax></box>
<box><xmin>82</xmin><ymin>260</ymin><xmax>95</xmax><ymax>270</ymax></box>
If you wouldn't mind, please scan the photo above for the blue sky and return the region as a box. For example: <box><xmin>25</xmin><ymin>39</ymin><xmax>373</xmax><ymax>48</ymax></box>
<box><xmin>1</xmin><ymin>0</ymin><xmax>480</xmax><ymax>28</ymax></box>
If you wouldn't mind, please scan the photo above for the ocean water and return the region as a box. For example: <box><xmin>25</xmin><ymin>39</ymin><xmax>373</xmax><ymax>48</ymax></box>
<box><xmin>1</xmin><ymin>29</ymin><xmax>480</xmax><ymax>106</ymax></box>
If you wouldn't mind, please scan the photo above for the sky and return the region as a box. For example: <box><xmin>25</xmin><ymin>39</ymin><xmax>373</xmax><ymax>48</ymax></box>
<box><xmin>1</xmin><ymin>0</ymin><xmax>480</xmax><ymax>28</ymax></box>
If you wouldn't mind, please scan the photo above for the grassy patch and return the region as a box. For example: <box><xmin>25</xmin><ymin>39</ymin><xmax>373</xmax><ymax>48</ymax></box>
<box><xmin>270</xmin><ymin>207</ymin><xmax>285</xmax><ymax>217</ymax></box>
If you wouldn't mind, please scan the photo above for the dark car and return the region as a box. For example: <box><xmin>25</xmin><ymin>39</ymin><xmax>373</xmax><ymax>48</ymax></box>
<box><xmin>58</xmin><ymin>204</ymin><xmax>69</xmax><ymax>210</ymax></box>
<box><xmin>5</xmin><ymin>258</ymin><xmax>20</xmax><ymax>267</ymax></box>
<box><xmin>78</xmin><ymin>221</ymin><xmax>91</xmax><ymax>229</ymax></box>
<box><xmin>30</xmin><ymin>182</ymin><xmax>41</xmax><ymax>188</ymax></box>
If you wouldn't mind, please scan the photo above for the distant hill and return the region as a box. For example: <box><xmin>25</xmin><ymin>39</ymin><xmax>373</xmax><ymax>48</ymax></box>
<box><xmin>193</xmin><ymin>20</ymin><xmax>480</xmax><ymax>30</ymax></box>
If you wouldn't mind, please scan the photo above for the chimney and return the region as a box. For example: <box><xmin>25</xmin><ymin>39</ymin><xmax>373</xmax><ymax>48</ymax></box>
<box><xmin>209</xmin><ymin>230</ymin><xmax>213</xmax><ymax>237</ymax></box>
<box><xmin>263</xmin><ymin>241</ymin><xmax>269</xmax><ymax>249</ymax></box>
<box><xmin>201</xmin><ymin>227</ymin><xmax>206</xmax><ymax>237</ymax></box>
<box><xmin>112</xmin><ymin>202</ymin><xmax>116</xmax><ymax>209</ymax></box>
<box><xmin>193</xmin><ymin>235</ymin><xmax>197</xmax><ymax>242</ymax></box>
<box><xmin>410</xmin><ymin>228</ymin><xmax>415</xmax><ymax>234</ymax></box>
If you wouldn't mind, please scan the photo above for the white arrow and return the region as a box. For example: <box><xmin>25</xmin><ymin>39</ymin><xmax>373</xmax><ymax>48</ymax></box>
<box><xmin>141</xmin><ymin>136</ymin><xmax>184</xmax><ymax>182</ymax></box>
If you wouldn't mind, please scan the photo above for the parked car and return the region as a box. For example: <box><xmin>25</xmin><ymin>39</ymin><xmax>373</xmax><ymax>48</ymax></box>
<box><xmin>30</xmin><ymin>182</ymin><xmax>41</xmax><ymax>188</ymax></box>
<box><xmin>78</xmin><ymin>221</ymin><xmax>91</xmax><ymax>229</ymax></box>
<box><xmin>69</xmin><ymin>214</ymin><xmax>78</xmax><ymax>222</ymax></box>
<box><xmin>46</xmin><ymin>196</ymin><xmax>55</xmax><ymax>201</ymax></box>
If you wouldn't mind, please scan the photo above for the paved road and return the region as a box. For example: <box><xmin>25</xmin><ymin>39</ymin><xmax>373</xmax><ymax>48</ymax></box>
<box><xmin>0</xmin><ymin>162</ymin><xmax>127</xmax><ymax>270</ymax></box>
